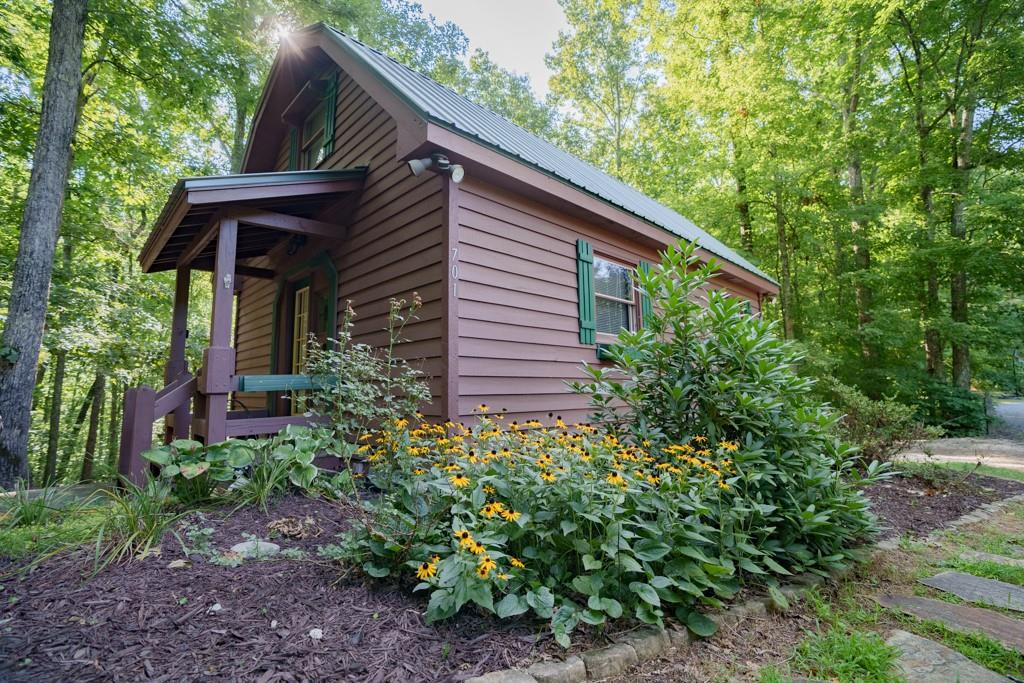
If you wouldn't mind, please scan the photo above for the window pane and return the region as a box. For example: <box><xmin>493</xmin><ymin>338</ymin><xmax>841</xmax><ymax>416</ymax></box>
<box><xmin>594</xmin><ymin>258</ymin><xmax>632</xmax><ymax>300</ymax></box>
<box><xmin>596</xmin><ymin>297</ymin><xmax>632</xmax><ymax>334</ymax></box>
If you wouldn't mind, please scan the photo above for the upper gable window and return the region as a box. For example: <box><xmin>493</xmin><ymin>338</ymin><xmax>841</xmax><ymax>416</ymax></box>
<box><xmin>301</xmin><ymin>99</ymin><xmax>327</xmax><ymax>169</ymax></box>
<box><xmin>283</xmin><ymin>72</ymin><xmax>337</xmax><ymax>171</ymax></box>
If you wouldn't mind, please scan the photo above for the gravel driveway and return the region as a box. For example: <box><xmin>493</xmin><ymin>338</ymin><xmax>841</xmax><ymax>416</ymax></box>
<box><xmin>900</xmin><ymin>398</ymin><xmax>1024</xmax><ymax>471</ymax></box>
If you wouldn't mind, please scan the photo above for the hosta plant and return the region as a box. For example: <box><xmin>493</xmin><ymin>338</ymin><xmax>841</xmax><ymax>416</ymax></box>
<box><xmin>321</xmin><ymin>242</ymin><xmax>884</xmax><ymax>645</ymax></box>
<box><xmin>143</xmin><ymin>439</ymin><xmax>256</xmax><ymax>504</ymax></box>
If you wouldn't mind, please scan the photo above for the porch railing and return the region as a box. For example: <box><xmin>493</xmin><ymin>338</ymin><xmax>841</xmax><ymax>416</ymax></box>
<box><xmin>117</xmin><ymin>372</ymin><xmax>323</xmax><ymax>485</ymax></box>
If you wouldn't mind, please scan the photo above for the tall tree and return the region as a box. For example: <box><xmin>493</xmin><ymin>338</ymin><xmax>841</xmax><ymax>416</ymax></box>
<box><xmin>547</xmin><ymin>0</ymin><xmax>652</xmax><ymax>177</ymax></box>
<box><xmin>0</xmin><ymin>0</ymin><xmax>88</xmax><ymax>488</ymax></box>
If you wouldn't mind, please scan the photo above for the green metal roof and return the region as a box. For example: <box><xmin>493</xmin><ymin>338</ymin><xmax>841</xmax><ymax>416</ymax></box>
<box><xmin>141</xmin><ymin>168</ymin><xmax>367</xmax><ymax>272</ymax></box>
<box><xmin>319</xmin><ymin>25</ymin><xmax>775</xmax><ymax>286</ymax></box>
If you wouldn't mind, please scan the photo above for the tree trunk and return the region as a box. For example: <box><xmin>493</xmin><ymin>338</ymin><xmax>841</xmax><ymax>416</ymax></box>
<box><xmin>841</xmin><ymin>35</ymin><xmax>876</xmax><ymax>365</ymax></box>
<box><xmin>79</xmin><ymin>372</ymin><xmax>105</xmax><ymax>482</ymax></box>
<box><xmin>774</xmin><ymin>185</ymin><xmax>795</xmax><ymax>339</ymax></box>
<box><xmin>733</xmin><ymin>149</ymin><xmax>754</xmax><ymax>254</ymax></box>
<box><xmin>57</xmin><ymin>374</ymin><xmax>96</xmax><ymax>481</ymax></box>
<box><xmin>0</xmin><ymin>0</ymin><xmax>88</xmax><ymax>490</ymax></box>
<box><xmin>42</xmin><ymin>349</ymin><xmax>67</xmax><ymax>485</ymax></box>
<box><xmin>106</xmin><ymin>379</ymin><xmax>120</xmax><ymax>471</ymax></box>
<box><xmin>921</xmin><ymin>161</ymin><xmax>943</xmax><ymax>379</ymax></box>
<box><xmin>950</xmin><ymin>98</ymin><xmax>974</xmax><ymax>390</ymax></box>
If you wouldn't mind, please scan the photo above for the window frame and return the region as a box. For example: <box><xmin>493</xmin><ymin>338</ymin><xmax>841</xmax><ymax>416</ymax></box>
<box><xmin>299</xmin><ymin>99</ymin><xmax>327</xmax><ymax>170</ymax></box>
<box><xmin>592</xmin><ymin>254</ymin><xmax>640</xmax><ymax>339</ymax></box>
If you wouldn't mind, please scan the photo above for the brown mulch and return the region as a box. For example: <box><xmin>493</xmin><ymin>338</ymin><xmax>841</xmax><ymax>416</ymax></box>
<box><xmin>864</xmin><ymin>471</ymin><xmax>1024</xmax><ymax>539</ymax></box>
<box><xmin>4</xmin><ymin>471</ymin><xmax>1023</xmax><ymax>682</ymax></box>
<box><xmin>0</xmin><ymin>496</ymin><xmax>565</xmax><ymax>683</ymax></box>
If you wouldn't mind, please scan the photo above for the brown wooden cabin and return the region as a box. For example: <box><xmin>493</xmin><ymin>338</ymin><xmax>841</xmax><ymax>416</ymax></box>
<box><xmin>118</xmin><ymin>23</ymin><xmax>779</xmax><ymax>483</ymax></box>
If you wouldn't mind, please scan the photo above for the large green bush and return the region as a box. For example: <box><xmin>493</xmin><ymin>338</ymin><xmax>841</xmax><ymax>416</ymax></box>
<box><xmin>818</xmin><ymin>380</ymin><xmax>943</xmax><ymax>463</ymax></box>
<box><xmin>321</xmin><ymin>243</ymin><xmax>883</xmax><ymax>645</ymax></box>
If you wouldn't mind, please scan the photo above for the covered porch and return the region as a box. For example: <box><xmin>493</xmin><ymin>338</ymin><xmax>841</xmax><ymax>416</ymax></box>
<box><xmin>118</xmin><ymin>169</ymin><xmax>365</xmax><ymax>484</ymax></box>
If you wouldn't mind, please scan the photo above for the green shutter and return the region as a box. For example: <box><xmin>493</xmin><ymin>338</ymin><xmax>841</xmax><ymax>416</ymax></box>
<box><xmin>576</xmin><ymin>239</ymin><xmax>596</xmax><ymax>344</ymax></box>
<box><xmin>638</xmin><ymin>261</ymin><xmax>653</xmax><ymax>327</ymax></box>
<box><xmin>287</xmin><ymin>127</ymin><xmax>299</xmax><ymax>171</ymax></box>
<box><xmin>323</xmin><ymin>73</ymin><xmax>337</xmax><ymax>156</ymax></box>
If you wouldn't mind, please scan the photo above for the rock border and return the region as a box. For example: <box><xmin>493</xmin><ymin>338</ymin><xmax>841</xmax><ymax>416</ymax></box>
<box><xmin>465</xmin><ymin>492</ymin><xmax>1024</xmax><ymax>683</ymax></box>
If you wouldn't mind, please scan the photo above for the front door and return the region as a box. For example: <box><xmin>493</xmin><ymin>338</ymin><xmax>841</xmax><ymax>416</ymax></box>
<box><xmin>273</xmin><ymin>263</ymin><xmax>334</xmax><ymax>416</ymax></box>
<box><xmin>290</xmin><ymin>283</ymin><xmax>311</xmax><ymax>414</ymax></box>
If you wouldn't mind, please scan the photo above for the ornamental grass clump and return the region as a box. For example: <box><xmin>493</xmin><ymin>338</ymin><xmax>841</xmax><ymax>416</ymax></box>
<box><xmin>322</xmin><ymin>243</ymin><xmax>885</xmax><ymax>645</ymax></box>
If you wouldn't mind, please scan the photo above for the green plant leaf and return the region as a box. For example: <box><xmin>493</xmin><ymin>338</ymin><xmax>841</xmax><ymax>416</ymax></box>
<box><xmin>142</xmin><ymin>448</ymin><xmax>171</xmax><ymax>465</ymax></box>
<box><xmin>526</xmin><ymin>587</ymin><xmax>555</xmax><ymax>618</ymax></box>
<box><xmin>629</xmin><ymin>581</ymin><xmax>661</xmax><ymax>606</ymax></box>
<box><xmin>495</xmin><ymin>593</ymin><xmax>529</xmax><ymax>618</ymax></box>
<box><xmin>179</xmin><ymin>462</ymin><xmax>210</xmax><ymax>479</ymax></box>
<box><xmin>768</xmin><ymin>585</ymin><xmax>790</xmax><ymax>610</ymax></box>
<box><xmin>363</xmin><ymin>563</ymin><xmax>390</xmax><ymax>578</ymax></box>
<box><xmin>685</xmin><ymin>610</ymin><xmax>718</xmax><ymax>637</ymax></box>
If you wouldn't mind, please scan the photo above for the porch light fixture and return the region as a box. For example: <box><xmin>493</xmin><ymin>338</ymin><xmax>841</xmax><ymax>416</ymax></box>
<box><xmin>407</xmin><ymin>152</ymin><xmax>465</xmax><ymax>184</ymax></box>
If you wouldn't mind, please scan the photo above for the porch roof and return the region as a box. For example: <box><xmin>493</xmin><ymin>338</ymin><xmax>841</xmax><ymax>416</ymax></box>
<box><xmin>140</xmin><ymin>168</ymin><xmax>367</xmax><ymax>273</ymax></box>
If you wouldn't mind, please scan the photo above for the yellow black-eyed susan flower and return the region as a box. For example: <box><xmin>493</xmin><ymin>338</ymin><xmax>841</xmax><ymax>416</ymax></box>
<box><xmin>470</xmin><ymin>541</ymin><xmax>487</xmax><ymax>555</ymax></box>
<box><xmin>416</xmin><ymin>562</ymin><xmax>437</xmax><ymax>580</ymax></box>
<box><xmin>449</xmin><ymin>474</ymin><xmax>471</xmax><ymax>488</ymax></box>
<box><xmin>510</xmin><ymin>557</ymin><xmax>525</xmax><ymax>569</ymax></box>
<box><xmin>476</xmin><ymin>555</ymin><xmax>497</xmax><ymax>578</ymax></box>
<box><xmin>606</xmin><ymin>471</ymin><xmax>627</xmax><ymax>487</ymax></box>
<box><xmin>480</xmin><ymin>504</ymin><xmax>497</xmax><ymax>518</ymax></box>
<box><xmin>500</xmin><ymin>509</ymin><xmax>521</xmax><ymax>522</ymax></box>
<box><xmin>454</xmin><ymin>530</ymin><xmax>473</xmax><ymax>548</ymax></box>
<box><xmin>540</xmin><ymin>471</ymin><xmax>556</xmax><ymax>482</ymax></box>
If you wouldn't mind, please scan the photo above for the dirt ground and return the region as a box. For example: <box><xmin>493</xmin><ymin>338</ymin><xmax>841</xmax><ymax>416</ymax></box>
<box><xmin>2</xmin><ymin>470</ymin><xmax>1020</xmax><ymax>682</ymax></box>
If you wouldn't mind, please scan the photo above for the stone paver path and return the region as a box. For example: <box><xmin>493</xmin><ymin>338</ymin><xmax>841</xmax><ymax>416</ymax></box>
<box><xmin>920</xmin><ymin>571</ymin><xmax>1024</xmax><ymax>612</ymax></box>
<box><xmin>877</xmin><ymin>594</ymin><xmax>1024</xmax><ymax>653</ymax></box>
<box><xmin>961</xmin><ymin>550</ymin><xmax>1024</xmax><ymax>568</ymax></box>
<box><xmin>887</xmin><ymin>629</ymin><xmax>1010</xmax><ymax>682</ymax></box>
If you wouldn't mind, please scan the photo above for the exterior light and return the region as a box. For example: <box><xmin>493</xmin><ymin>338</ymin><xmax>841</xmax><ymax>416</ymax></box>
<box><xmin>407</xmin><ymin>156</ymin><xmax>433</xmax><ymax>176</ymax></box>
<box><xmin>408</xmin><ymin>153</ymin><xmax>465</xmax><ymax>182</ymax></box>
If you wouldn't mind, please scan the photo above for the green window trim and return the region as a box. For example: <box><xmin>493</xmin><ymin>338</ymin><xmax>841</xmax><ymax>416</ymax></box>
<box><xmin>638</xmin><ymin>261</ymin><xmax>653</xmax><ymax>327</ymax></box>
<box><xmin>576</xmin><ymin>239</ymin><xmax>595</xmax><ymax>345</ymax></box>
<box><xmin>287</xmin><ymin>127</ymin><xmax>299</xmax><ymax>171</ymax></box>
<box><xmin>323</xmin><ymin>73</ymin><xmax>337</xmax><ymax>157</ymax></box>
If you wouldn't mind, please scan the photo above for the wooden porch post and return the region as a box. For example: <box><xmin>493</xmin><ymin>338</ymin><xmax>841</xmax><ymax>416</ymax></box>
<box><xmin>202</xmin><ymin>217</ymin><xmax>236</xmax><ymax>444</ymax></box>
<box><xmin>165</xmin><ymin>266</ymin><xmax>191</xmax><ymax>441</ymax></box>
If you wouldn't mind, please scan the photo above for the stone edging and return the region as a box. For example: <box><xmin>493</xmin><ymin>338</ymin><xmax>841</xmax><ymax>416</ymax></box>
<box><xmin>466</xmin><ymin>492</ymin><xmax>1024</xmax><ymax>683</ymax></box>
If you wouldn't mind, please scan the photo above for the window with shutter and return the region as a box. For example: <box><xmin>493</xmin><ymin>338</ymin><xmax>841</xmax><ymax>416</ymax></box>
<box><xmin>593</xmin><ymin>257</ymin><xmax>636</xmax><ymax>335</ymax></box>
<box><xmin>576</xmin><ymin>239</ymin><xmax>595</xmax><ymax>344</ymax></box>
<box><xmin>638</xmin><ymin>261</ymin><xmax>653</xmax><ymax>326</ymax></box>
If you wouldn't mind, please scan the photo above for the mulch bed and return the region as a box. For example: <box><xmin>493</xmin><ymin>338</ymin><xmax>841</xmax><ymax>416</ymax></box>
<box><xmin>0</xmin><ymin>496</ymin><xmax>569</xmax><ymax>682</ymax></box>
<box><xmin>865</xmin><ymin>471</ymin><xmax>1024</xmax><ymax>539</ymax></box>
<box><xmin>4</xmin><ymin>471</ymin><xmax>1023</xmax><ymax>682</ymax></box>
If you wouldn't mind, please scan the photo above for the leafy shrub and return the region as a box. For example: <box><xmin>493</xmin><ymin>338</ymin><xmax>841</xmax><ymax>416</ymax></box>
<box><xmin>0</xmin><ymin>480</ymin><xmax>64</xmax><ymax>528</ymax></box>
<box><xmin>232</xmin><ymin>425</ymin><xmax>333</xmax><ymax>510</ymax></box>
<box><xmin>892</xmin><ymin>373</ymin><xmax>989</xmax><ymax>435</ymax></box>
<box><xmin>322</xmin><ymin>244</ymin><xmax>883</xmax><ymax>645</ymax></box>
<box><xmin>819</xmin><ymin>380</ymin><xmax>943</xmax><ymax>463</ymax></box>
<box><xmin>302</xmin><ymin>296</ymin><xmax>431</xmax><ymax>468</ymax></box>
<box><xmin>143</xmin><ymin>439</ymin><xmax>255</xmax><ymax>504</ymax></box>
<box><xmin>323</xmin><ymin>414</ymin><xmax>880</xmax><ymax>645</ymax></box>
<box><xmin>92</xmin><ymin>480</ymin><xmax>182</xmax><ymax>572</ymax></box>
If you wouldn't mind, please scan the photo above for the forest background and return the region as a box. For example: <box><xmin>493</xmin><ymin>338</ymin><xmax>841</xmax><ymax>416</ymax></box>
<box><xmin>1</xmin><ymin>0</ymin><xmax>1021</xmax><ymax>486</ymax></box>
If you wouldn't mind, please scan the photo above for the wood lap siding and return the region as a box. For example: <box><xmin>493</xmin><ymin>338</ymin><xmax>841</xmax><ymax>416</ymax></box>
<box><xmin>455</xmin><ymin>178</ymin><xmax>760</xmax><ymax>426</ymax></box>
<box><xmin>233</xmin><ymin>255</ymin><xmax>277</xmax><ymax>411</ymax></box>
<box><xmin>231</xmin><ymin>67</ymin><xmax>446</xmax><ymax>418</ymax></box>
